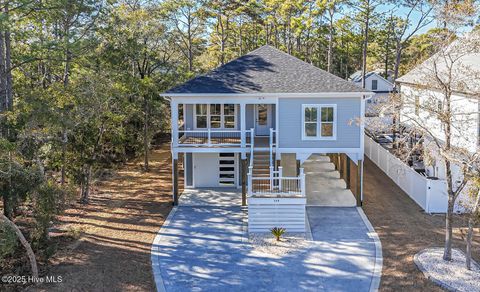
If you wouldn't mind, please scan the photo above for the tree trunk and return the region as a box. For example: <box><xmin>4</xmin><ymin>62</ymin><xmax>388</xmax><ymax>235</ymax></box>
<box><xmin>61</xmin><ymin>130</ymin><xmax>67</xmax><ymax>185</ymax></box>
<box><xmin>143</xmin><ymin>96</ymin><xmax>150</xmax><ymax>171</ymax></box>
<box><xmin>4</xmin><ymin>5</ymin><xmax>12</xmax><ymax>111</ymax></box>
<box><xmin>0</xmin><ymin>30</ymin><xmax>6</xmax><ymax>114</ymax></box>
<box><xmin>393</xmin><ymin>42</ymin><xmax>402</xmax><ymax>83</ymax></box>
<box><xmin>1</xmin><ymin>214</ymin><xmax>39</xmax><ymax>278</ymax></box>
<box><xmin>187</xmin><ymin>12</ymin><xmax>193</xmax><ymax>72</ymax></box>
<box><xmin>80</xmin><ymin>165</ymin><xmax>92</xmax><ymax>204</ymax></box>
<box><xmin>61</xmin><ymin>21</ymin><xmax>71</xmax><ymax>186</ymax></box>
<box><xmin>361</xmin><ymin>15</ymin><xmax>370</xmax><ymax>89</ymax></box>
<box><xmin>443</xmin><ymin>92</ymin><xmax>454</xmax><ymax>261</ymax></box>
<box><xmin>466</xmin><ymin>190</ymin><xmax>479</xmax><ymax>269</ymax></box>
<box><xmin>327</xmin><ymin>9</ymin><xmax>334</xmax><ymax>73</ymax></box>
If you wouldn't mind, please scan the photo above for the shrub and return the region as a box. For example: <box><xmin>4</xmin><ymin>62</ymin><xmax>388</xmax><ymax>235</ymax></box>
<box><xmin>0</xmin><ymin>222</ymin><xmax>18</xmax><ymax>259</ymax></box>
<box><xmin>270</xmin><ymin>227</ymin><xmax>286</xmax><ymax>241</ymax></box>
<box><xmin>32</xmin><ymin>181</ymin><xmax>74</xmax><ymax>246</ymax></box>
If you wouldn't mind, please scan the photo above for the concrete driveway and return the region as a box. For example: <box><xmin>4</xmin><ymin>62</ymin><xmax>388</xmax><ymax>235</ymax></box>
<box><xmin>151</xmin><ymin>205</ymin><xmax>381</xmax><ymax>292</ymax></box>
<box><xmin>303</xmin><ymin>155</ymin><xmax>357</xmax><ymax>207</ymax></box>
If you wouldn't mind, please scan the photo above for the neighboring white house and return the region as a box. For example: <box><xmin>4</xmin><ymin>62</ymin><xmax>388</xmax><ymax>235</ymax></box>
<box><xmin>392</xmin><ymin>31</ymin><xmax>480</xmax><ymax>211</ymax></box>
<box><xmin>349</xmin><ymin>70</ymin><xmax>395</xmax><ymax>116</ymax></box>
<box><xmin>162</xmin><ymin>45</ymin><xmax>373</xmax><ymax>232</ymax></box>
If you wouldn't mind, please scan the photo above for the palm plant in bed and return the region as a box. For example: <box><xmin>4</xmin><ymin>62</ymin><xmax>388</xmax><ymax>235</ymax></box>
<box><xmin>271</xmin><ymin>227</ymin><xmax>286</xmax><ymax>241</ymax></box>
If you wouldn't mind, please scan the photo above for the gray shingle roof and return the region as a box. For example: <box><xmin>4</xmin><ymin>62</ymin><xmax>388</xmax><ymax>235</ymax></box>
<box><xmin>165</xmin><ymin>45</ymin><xmax>369</xmax><ymax>94</ymax></box>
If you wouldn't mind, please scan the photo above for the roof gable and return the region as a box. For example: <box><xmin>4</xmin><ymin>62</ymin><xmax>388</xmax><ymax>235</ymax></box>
<box><xmin>397</xmin><ymin>30</ymin><xmax>480</xmax><ymax>95</ymax></box>
<box><xmin>165</xmin><ymin>45</ymin><xmax>369</xmax><ymax>95</ymax></box>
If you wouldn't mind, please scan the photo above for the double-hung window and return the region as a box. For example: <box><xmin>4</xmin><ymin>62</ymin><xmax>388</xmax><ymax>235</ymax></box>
<box><xmin>195</xmin><ymin>104</ymin><xmax>236</xmax><ymax>129</ymax></box>
<box><xmin>223</xmin><ymin>104</ymin><xmax>235</xmax><ymax>128</ymax></box>
<box><xmin>302</xmin><ymin>104</ymin><xmax>336</xmax><ymax>140</ymax></box>
<box><xmin>210</xmin><ymin>104</ymin><xmax>222</xmax><ymax>128</ymax></box>
<box><xmin>195</xmin><ymin>104</ymin><xmax>208</xmax><ymax>128</ymax></box>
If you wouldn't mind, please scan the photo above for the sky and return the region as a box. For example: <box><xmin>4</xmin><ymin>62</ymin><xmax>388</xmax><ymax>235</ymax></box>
<box><xmin>344</xmin><ymin>2</ymin><xmax>477</xmax><ymax>36</ymax></box>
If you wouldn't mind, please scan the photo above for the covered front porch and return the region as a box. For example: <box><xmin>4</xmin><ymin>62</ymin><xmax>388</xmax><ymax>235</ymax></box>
<box><xmin>171</xmin><ymin>99</ymin><xmax>277</xmax><ymax>149</ymax></box>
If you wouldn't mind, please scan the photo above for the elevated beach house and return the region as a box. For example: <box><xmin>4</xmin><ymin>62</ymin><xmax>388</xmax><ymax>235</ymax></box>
<box><xmin>161</xmin><ymin>45</ymin><xmax>373</xmax><ymax>232</ymax></box>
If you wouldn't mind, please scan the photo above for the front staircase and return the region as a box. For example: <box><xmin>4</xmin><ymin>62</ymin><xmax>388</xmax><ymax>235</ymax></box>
<box><xmin>246</xmin><ymin>130</ymin><xmax>306</xmax><ymax>233</ymax></box>
<box><xmin>251</xmin><ymin>151</ymin><xmax>273</xmax><ymax>177</ymax></box>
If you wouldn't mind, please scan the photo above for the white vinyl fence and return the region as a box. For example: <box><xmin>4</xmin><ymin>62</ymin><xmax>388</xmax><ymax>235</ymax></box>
<box><xmin>364</xmin><ymin>134</ymin><xmax>452</xmax><ymax>213</ymax></box>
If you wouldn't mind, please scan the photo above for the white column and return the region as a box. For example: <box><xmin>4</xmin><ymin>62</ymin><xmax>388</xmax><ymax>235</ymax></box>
<box><xmin>171</xmin><ymin>100</ymin><xmax>179</xmax><ymax>147</ymax></box>
<box><xmin>240</xmin><ymin>103</ymin><xmax>246</xmax><ymax>148</ymax></box>
<box><xmin>278</xmin><ymin>166</ymin><xmax>283</xmax><ymax>191</ymax></box>
<box><xmin>300</xmin><ymin>167</ymin><xmax>306</xmax><ymax>197</ymax></box>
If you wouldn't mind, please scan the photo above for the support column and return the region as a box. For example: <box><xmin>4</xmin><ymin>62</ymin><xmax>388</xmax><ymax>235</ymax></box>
<box><xmin>171</xmin><ymin>101</ymin><xmax>179</xmax><ymax>147</ymax></box>
<box><xmin>241</xmin><ymin>158</ymin><xmax>247</xmax><ymax>206</ymax></box>
<box><xmin>337</xmin><ymin>154</ymin><xmax>342</xmax><ymax>174</ymax></box>
<box><xmin>172</xmin><ymin>155</ymin><xmax>179</xmax><ymax>206</ymax></box>
<box><xmin>356</xmin><ymin>159</ymin><xmax>363</xmax><ymax>207</ymax></box>
<box><xmin>346</xmin><ymin>156</ymin><xmax>351</xmax><ymax>189</ymax></box>
<box><xmin>240</xmin><ymin>103</ymin><xmax>246</xmax><ymax>147</ymax></box>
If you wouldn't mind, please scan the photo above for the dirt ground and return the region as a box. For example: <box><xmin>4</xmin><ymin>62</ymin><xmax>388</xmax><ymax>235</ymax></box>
<box><xmin>8</xmin><ymin>146</ymin><xmax>478</xmax><ymax>291</ymax></box>
<box><xmin>363</xmin><ymin>157</ymin><xmax>480</xmax><ymax>291</ymax></box>
<box><xmin>28</xmin><ymin>142</ymin><xmax>181</xmax><ymax>292</ymax></box>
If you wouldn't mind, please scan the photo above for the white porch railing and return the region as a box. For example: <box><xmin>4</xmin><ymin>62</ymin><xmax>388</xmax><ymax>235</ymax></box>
<box><xmin>248</xmin><ymin>168</ymin><xmax>305</xmax><ymax>197</ymax></box>
<box><xmin>269</xmin><ymin>128</ymin><xmax>277</xmax><ymax>170</ymax></box>
<box><xmin>177</xmin><ymin>129</ymin><xmax>247</xmax><ymax>146</ymax></box>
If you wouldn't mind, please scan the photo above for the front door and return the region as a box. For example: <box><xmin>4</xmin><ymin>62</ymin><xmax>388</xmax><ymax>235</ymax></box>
<box><xmin>255</xmin><ymin>104</ymin><xmax>271</xmax><ymax>136</ymax></box>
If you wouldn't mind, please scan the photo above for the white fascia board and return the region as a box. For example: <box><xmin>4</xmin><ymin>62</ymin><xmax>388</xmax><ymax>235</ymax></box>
<box><xmin>168</xmin><ymin>96</ymin><xmax>277</xmax><ymax>104</ymax></box>
<box><xmin>277</xmin><ymin>147</ymin><xmax>362</xmax><ymax>155</ymax></box>
<box><xmin>162</xmin><ymin>92</ymin><xmax>374</xmax><ymax>99</ymax></box>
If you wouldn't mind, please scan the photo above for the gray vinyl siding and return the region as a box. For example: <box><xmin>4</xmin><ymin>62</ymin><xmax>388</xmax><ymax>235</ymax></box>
<box><xmin>278</xmin><ymin>98</ymin><xmax>361</xmax><ymax>148</ymax></box>
<box><xmin>246</xmin><ymin>104</ymin><xmax>254</xmax><ymax>130</ymax></box>
<box><xmin>185</xmin><ymin>104</ymin><xmax>194</xmax><ymax>130</ymax></box>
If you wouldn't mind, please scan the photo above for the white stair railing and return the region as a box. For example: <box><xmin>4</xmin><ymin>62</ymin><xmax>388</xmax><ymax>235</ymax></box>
<box><xmin>269</xmin><ymin>128</ymin><xmax>274</xmax><ymax>168</ymax></box>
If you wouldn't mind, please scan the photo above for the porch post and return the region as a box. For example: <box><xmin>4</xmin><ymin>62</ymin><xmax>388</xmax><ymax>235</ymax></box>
<box><xmin>346</xmin><ymin>155</ymin><xmax>351</xmax><ymax>189</ymax></box>
<box><xmin>171</xmin><ymin>101</ymin><xmax>179</xmax><ymax>147</ymax></box>
<box><xmin>241</xmin><ymin>157</ymin><xmax>247</xmax><ymax>206</ymax></box>
<box><xmin>172</xmin><ymin>152</ymin><xmax>179</xmax><ymax>206</ymax></box>
<box><xmin>356</xmin><ymin>159</ymin><xmax>363</xmax><ymax>207</ymax></box>
<box><xmin>240</xmin><ymin>103</ymin><xmax>246</xmax><ymax>147</ymax></box>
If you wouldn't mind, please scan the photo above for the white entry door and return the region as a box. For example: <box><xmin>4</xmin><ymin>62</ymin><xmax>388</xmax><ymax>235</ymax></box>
<box><xmin>255</xmin><ymin>104</ymin><xmax>271</xmax><ymax>136</ymax></box>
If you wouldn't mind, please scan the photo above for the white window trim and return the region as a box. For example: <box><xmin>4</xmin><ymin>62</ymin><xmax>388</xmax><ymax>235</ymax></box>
<box><xmin>194</xmin><ymin>104</ymin><xmax>237</xmax><ymax>130</ymax></box>
<box><xmin>301</xmin><ymin>104</ymin><xmax>337</xmax><ymax>141</ymax></box>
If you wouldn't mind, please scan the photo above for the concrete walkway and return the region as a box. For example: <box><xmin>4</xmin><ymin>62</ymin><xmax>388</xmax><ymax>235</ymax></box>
<box><xmin>179</xmin><ymin>188</ymin><xmax>242</xmax><ymax>206</ymax></box>
<box><xmin>152</xmin><ymin>206</ymin><xmax>381</xmax><ymax>291</ymax></box>
<box><xmin>303</xmin><ymin>154</ymin><xmax>357</xmax><ymax>207</ymax></box>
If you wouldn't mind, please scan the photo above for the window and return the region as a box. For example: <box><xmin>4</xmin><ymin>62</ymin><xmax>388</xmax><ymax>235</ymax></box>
<box><xmin>195</xmin><ymin>104</ymin><xmax>236</xmax><ymax>129</ymax></box>
<box><xmin>210</xmin><ymin>104</ymin><xmax>221</xmax><ymax>128</ymax></box>
<box><xmin>224</xmin><ymin>104</ymin><xmax>235</xmax><ymax>128</ymax></box>
<box><xmin>304</xmin><ymin>106</ymin><xmax>318</xmax><ymax>137</ymax></box>
<box><xmin>371</xmin><ymin>79</ymin><xmax>378</xmax><ymax>90</ymax></box>
<box><xmin>321</xmin><ymin>107</ymin><xmax>334</xmax><ymax>137</ymax></box>
<box><xmin>302</xmin><ymin>104</ymin><xmax>336</xmax><ymax>140</ymax></box>
<box><xmin>195</xmin><ymin>104</ymin><xmax>207</xmax><ymax>128</ymax></box>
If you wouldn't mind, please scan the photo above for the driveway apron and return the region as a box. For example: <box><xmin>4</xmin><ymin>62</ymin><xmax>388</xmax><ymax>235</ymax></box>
<box><xmin>152</xmin><ymin>205</ymin><xmax>379</xmax><ymax>292</ymax></box>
